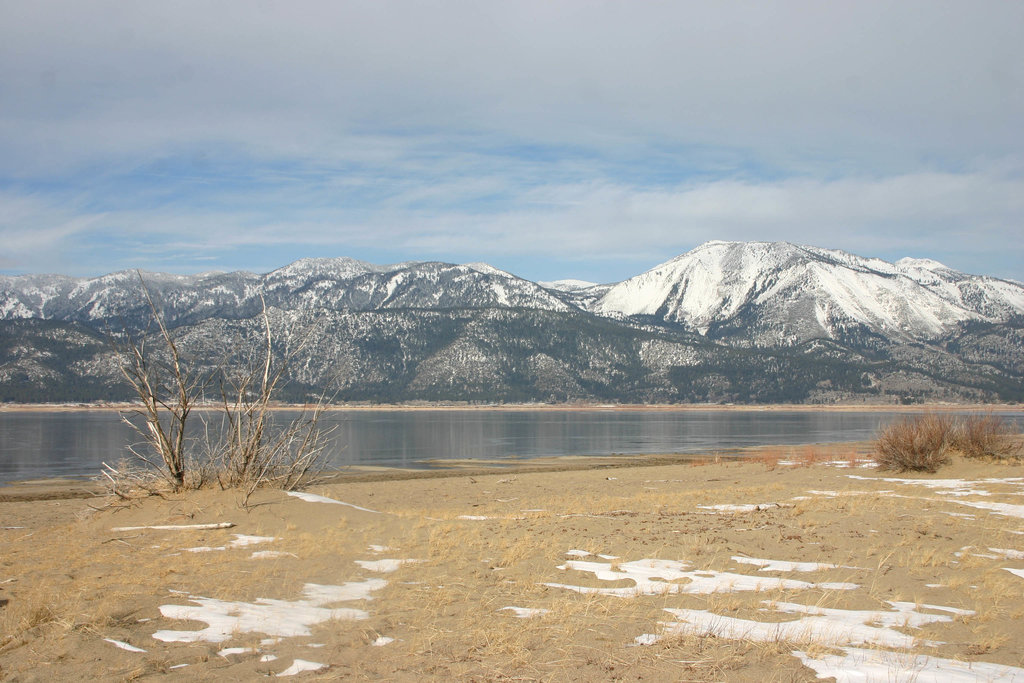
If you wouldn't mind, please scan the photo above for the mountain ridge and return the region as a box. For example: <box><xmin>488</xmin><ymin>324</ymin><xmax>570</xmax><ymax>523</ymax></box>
<box><xmin>2</xmin><ymin>241</ymin><xmax>1023</xmax><ymax>404</ymax></box>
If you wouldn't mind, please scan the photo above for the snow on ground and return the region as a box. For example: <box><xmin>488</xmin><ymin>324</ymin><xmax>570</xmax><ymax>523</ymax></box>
<box><xmin>277</xmin><ymin>659</ymin><xmax>325</xmax><ymax>677</ymax></box>
<box><xmin>794</xmin><ymin>646</ymin><xmax>1024</xmax><ymax>682</ymax></box>
<box><xmin>804</xmin><ymin>489</ymin><xmax>893</xmax><ymax>498</ymax></box>
<box><xmin>847</xmin><ymin>475</ymin><xmax>1024</xmax><ymax>496</ymax></box>
<box><xmin>641</xmin><ymin>600</ymin><xmax>971</xmax><ymax>649</ymax></box>
<box><xmin>354</xmin><ymin>559</ymin><xmax>423</xmax><ymax>573</ymax></box>
<box><xmin>250</xmin><ymin>550</ymin><xmax>298</xmax><ymax>560</ymax></box>
<box><xmin>152</xmin><ymin>579</ymin><xmax>386</xmax><ymax>643</ymax></box>
<box><xmin>841</xmin><ymin>474</ymin><xmax>1024</xmax><ymax>519</ymax></box>
<box><xmin>566</xmin><ymin>549</ymin><xmax>618</xmax><ymax>560</ymax></box>
<box><xmin>185</xmin><ymin>533</ymin><xmax>278</xmax><ymax>553</ymax></box>
<box><xmin>230</xmin><ymin>534</ymin><xmax>278</xmax><ymax>547</ymax></box>
<box><xmin>285</xmin><ymin>491</ymin><xmax>380</xmax><ymax>514</ymax></box>
<box><xmin>544</xmin><ymin>558</ymin><xmax>858</xmax><ymax>598</ymax></box>
<box><xmin>697</xmin><ymin>502</ymin><xmax>789</xmax><ymax>513</ymax></box>
<box><xmin>104</xmin><ymin>638</ymin><xmax>146</xmax><ymax>653</ymax></box>
<box><xmin>499</xmin><ymin>606</ymin><xmax>551</xmax><ymax>618</ymax></box>
<box><xmin>945</xmin><ymin>498</ymin><xmax>1024</xmax><ymax>519</ymax></box>
<box><xmin>731</xmin><ymin>556</ymin><xmax>855</xmax><ymax>573</ymax></box>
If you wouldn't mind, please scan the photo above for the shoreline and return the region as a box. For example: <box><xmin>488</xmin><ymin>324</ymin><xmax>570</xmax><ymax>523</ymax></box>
<box><xmin>1</xmin><ymin>441</ymin><xmax>874</xmax><ymax>501</ymax></box>
<box><xmin>2</xmin><ymin>401</ymin><xmax>1021</xmax><ymax>413</ymax></box>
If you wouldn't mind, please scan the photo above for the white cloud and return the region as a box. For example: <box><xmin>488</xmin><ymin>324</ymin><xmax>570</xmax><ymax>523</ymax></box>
<box><xmin>1</xmin><ymin>1</ymin><xmax>1022</xmax><ymax>280</ymax></box>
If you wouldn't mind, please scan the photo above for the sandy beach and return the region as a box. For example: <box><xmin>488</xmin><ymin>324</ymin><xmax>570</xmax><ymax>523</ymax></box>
<box><xmin>2</xmin><ymin>443</ymin><xmax>1024</xmax><ymax>681</ymax></box>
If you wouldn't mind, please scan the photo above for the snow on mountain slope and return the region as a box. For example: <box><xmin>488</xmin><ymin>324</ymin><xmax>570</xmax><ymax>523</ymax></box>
<box><xmin>0</xmin><ymin>258</ymin><xmax>570</xmax><ymax>325</ymax></box>
<box><xmin>895</xmin><ymin>257</ymin><xmax>1024</xmax><ymax>320</ymax></box>
<box><xmin>3</xmin><ymin>244</ymin><xmax>1022</xmax><ymax>346</ymax></box>
<box><xmin>540</xmin><ymin>279</ymin><xmax>599</xmax><ymax>292</ymax></box>
<box><xmin>594</xmin><ymin>241</ymin><xmax>1024</xmax><ymax>344</ymax></box>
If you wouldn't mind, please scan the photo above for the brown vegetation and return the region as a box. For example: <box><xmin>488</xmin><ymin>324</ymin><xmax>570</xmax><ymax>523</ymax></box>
<box><xmin>873</xmin><ymin>413</ymin><xmax>1022</xmax><ymax>472</ymax></box>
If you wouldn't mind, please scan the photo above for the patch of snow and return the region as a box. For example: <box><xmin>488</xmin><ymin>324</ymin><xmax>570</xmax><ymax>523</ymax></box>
<box><xmin>368</xmin><ymin>545</ymin><xmax>391</xmax><ymax>553</ymax></box>
<box><xmin>153</xmin><ymin>579</ymin><xmax>386</xmax><ymax>643</ymax></box>
<box><xmin>499</xmin><ymin>606</ymin><xmax>550</xmax><ymax>618</ymax></box>
<box><xmin>544</xmin><ymin>558</ymin><xmax>857</xmax><ymax>597</ymax></box>
<box><xmin>656</xmin><ymin>600</ymin><xmax>971</xmax><ymax>649</ymax></box>
<box><xmin>805</xmin><ymin>489</ymin><xmax>892</xmax><ymax>498</ymax></box>
<box><xmin>1006</xmin><ymin>568</ymin><xmax>1024</xmax><ymax>580</ymax></box>
<box><xmin>277</xmin><ymin>659</ymin><xmax>325</xmax><ymax>677</ymax></box>
<box><xmin>945</xmin><ymin>498</ymin><xmax>1024</xmax><ymax>519</ymax></box>
<box><xmin>457</xmin><ymin>515</ymin><xmax>491</xmax><ymax>520</ymax></box>
<box><xmin>355</xmin><ymin>559</ymin><xmax>423</xmax><ymax>573</ymax></box>
<box><xmin>218</xmin><ymin>647</ymin><xmax>254</xmax><ymax>657</ymax></box>
<box><xmin>104</xmin><ymin>638</ymin><xmax>146</xmax><ymax>653</ymax></box>
<box><xmin>251</xmin><ymin>551</ymin><xmax>298</xmax><ymax>560</ymax></box>
<box><xmin>260</xmin><ymin>654</ymin><xmax>278</xmax><ymax>662</ymax></box>
<box><xmin>286</xmin><ymin>491</ymin><xmax>380</xmax><ymax>514</ymax></box>
<box><xmin>372</xmin><ymin>636</ymin><xmax>394</xmax><ymax>646</ymax></box>
<box><xmin>794</xmin><ymin>646</ymin><xmax>1024</xmax><ymax>682</ymax></box>
<box><xmin>633</xmin><ymin>633</ymin><xmax>661</xmax><ymax>646</ymax></box>
<box><xmin>698</xmin><ymin>502</ymin><xmax>788</xmax><ymax>512</ymax></box>
<box><xmin>731</xmin><ymin>556</ymin><xmax>853</xmax><ymax>572</ymax></box>
<box><xmin>230</xmin><ymin>534</ymin><xmax>277</xmax><ymax>547</ymax></box>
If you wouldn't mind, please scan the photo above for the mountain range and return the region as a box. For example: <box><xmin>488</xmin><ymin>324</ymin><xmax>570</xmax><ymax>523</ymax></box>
<box><xmin>2</xmin><ymin>241</ymin><xmax>1023</xmax><ymax>404</ymax></box>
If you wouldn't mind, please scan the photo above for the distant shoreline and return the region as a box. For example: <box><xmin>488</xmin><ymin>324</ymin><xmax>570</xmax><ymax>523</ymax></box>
<box><xmin>1</xmin><ymin>401</ymin><xmax>1021</xmax><ymax>413</ymax></box>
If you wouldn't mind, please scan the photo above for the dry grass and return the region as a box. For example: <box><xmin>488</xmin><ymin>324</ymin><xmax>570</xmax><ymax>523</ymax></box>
<box><xmin>3</xmin><ymin>454</ymin><xmax>1024</xmax><ymax>680</ymax></box>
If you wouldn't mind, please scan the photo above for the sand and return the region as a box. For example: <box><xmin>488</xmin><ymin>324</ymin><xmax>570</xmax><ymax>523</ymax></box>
<box><xmin>2</xmin><ymin>443</ymin><xmax>1024</xmax><ymax>681</ymax></box>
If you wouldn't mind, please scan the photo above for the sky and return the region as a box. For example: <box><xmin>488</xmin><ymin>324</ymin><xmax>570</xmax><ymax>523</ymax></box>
<box><xmin>1</xmin><ymin>1</ymin><xmax>1022</xmax><ymax>284</ymax></box>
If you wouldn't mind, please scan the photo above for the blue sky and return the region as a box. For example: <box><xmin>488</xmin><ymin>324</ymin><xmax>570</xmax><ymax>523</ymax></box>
<box><xmin>2</xmin><ymin>1</ymin><xmax>1023</xmax><ymax>284</ymax></box>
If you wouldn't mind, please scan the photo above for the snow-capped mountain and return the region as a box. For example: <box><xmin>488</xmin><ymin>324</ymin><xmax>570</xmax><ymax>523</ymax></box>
<box><xmin>0</xmin><ymin>258</ymin><xmax>570</xmax><ymax>327</ymax></box>
<box><xmin>593</xmin><ymin>241</ymin><xmax>1024</xmax><ymax>345</ymax></box>
<box><xmin>3</xmin><ymin>243</ymin><xmax>1024</xmax><ymax>404</ymax></box>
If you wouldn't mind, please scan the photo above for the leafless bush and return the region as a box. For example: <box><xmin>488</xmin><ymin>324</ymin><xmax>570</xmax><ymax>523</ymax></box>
<box><xmin>111</xmin><ymin>277</ymin><xmax>331</xmax><ymax>499</ymax></box>
<box><xmin>210</xmin><ymin>297</ymin><xmax>332</xmax><ymax>505</ymax></box>
<box><xmin>110</xmin><ymin>276</ymin><xmax>207</xmax><ymax>491</ymax></box>
<box><xmin>873</xmin><ymin>413</ymin><xmax>954</xmax><ymax>472</ymax></box>
<box><xmin>949</xmin><ymin>413</ymin><xmax>1021</xmax><ymax>460</ymax></box>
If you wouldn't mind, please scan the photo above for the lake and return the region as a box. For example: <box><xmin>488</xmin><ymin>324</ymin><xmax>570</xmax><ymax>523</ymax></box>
<box><xmin>1</xmin><ymin>408</ymin><xmax>1019</xmax><ymax>483</ymax></box>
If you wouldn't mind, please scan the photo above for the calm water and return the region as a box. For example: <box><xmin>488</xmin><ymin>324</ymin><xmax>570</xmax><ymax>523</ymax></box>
<box><xmin>1</xmin><ymin>409</ymin><xmax>1020</xmax><ymax>483</ymax></box>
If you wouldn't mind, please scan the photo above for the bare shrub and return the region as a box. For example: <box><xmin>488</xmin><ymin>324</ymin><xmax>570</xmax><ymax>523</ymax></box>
<box><xmin>209</xmin><ymin>297</ymin><xmax>332</xmax><ymax>505</ymax></box>
<box><xmin>110</xmin><ymin>277</ymin><xmax>330</xmax><ymax>499</ymax></box>
<box><xmin>110</xmin><ymin>275</ymin><xmax>207</xmax><ymax>491</ymax></box>
<box><xmin>873</xmin><ymin>414</ymin><xmax>953</xmax><ymax>472</ymax></box>
<box><xmin>949</xmin><ymin>413</ymin><xmax>1022</xmax><ymax>460</ymax></box>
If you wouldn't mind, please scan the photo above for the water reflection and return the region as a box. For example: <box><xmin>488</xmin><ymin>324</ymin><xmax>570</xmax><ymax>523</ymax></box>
<box><xmin>2</xmin><ymin>409</ymin><xmax>1020</xmax><ymax>482</ymax></box>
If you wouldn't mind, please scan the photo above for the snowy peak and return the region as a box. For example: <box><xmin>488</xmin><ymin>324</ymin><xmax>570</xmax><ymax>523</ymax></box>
<box><xmin>3</xmin><ymin>243</ymin><xmax>1023</xmax><ymax>348</ymax></box>
<box><xmin>0</xmin><ymin>257</ymin><xmax>570</xmax><ymax>326</ymax></box>
<box><xmin>594</xmin><ymin>241</ymin><xmax>1024</xmax><ymax>344</ymax></box>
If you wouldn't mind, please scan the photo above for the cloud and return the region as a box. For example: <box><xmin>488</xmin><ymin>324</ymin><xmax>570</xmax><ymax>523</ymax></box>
<box><xmin>4</xmin><ymin>163</ymin><xmax>1022</xmax><ymax>282</ymax></box>
<box><xmin>1</xmin><ymin>1</ymin><xmax>1022</xmax><ymax>281</ymax></box>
